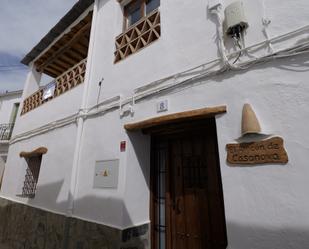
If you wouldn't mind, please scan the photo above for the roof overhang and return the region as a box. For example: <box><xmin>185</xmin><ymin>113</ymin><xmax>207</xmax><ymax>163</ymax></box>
<box><xmin>33</xmin><ymin>12</ymin><xmax>93</xmax><ymax>78</ymax></box>
<box><xmin>21</xmin><ymin>0</ymin><xmax>94</xmax><ymax>67</ymax></box>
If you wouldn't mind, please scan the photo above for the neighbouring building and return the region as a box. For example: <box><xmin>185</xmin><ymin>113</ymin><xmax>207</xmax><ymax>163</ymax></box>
<box><xmin>0</xmin><ymin>90</ymin><xmax>21</xmax><ymax>190</ymax></box>
<box><xmin>0</xmin><ymin>0</ymin><xmax>309</xmax><ymax>249</ymax></box>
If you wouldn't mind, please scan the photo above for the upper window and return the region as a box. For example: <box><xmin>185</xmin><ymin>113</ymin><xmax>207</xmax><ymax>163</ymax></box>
<box><xmin>124</xmin><ymin>0</ymin><xmax>160</xmax><ymax>29</ymax></box>
<box><xmin>115</xmin><ymin>0</ymin><xmax>161</xmax><ymax>63</ymax></box>
<box><xmin>146</xmin><ymin>0</ymin><xmax>160</xmax><ymax>14</ymax></box>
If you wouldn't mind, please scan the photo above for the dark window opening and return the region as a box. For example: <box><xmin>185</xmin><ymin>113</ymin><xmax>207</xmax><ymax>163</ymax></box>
<box><xmin>124</xmin><ymin>0</ymin><xmax>160</xmax><ymax>29</ymax></box>
<box><xmin>146</xmin><ymin>0</ymin><xmax>160</xmax><ymax>14</ymax></box>
<box><xmin>22</xmin><ymin>155</ymin><xmax>42</xmax><ymax>198</ymax></box>
<box><xmin>9</xmin><ymin>103</ymin><xmax>20</xmax><ymax>124</ymax></box>
<box><xmin>126</xmin><ymin>0</ymin><xmax>143</xmax><ymax>27</ymax></box>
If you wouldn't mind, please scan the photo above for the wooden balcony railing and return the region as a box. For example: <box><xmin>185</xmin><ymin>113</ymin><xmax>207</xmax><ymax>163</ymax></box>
<box><xmin>0</xmin><ymin>123</ymin><xmax>15</xmax><ymax>141</ymax></box>
<box><xmin>114</xmin><ymin>9</ymin><xmax>161</xmax><ymax>63</ymax></box>
<box><xmin>21</xmin><ymin>59</ymin><xmax>87</xmax><ymax>115</ymax></box>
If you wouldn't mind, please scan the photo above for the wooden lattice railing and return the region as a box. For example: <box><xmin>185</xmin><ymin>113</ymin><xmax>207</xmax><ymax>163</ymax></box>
<box><xmin>114</xmin><ymin>9</ymin><xmax>161</xmax><ymax>63</ymax></box>
<box><xmin>21</xmin><ymin>59</ymin><xmax>87</xmax><ymax>115</ymax></box>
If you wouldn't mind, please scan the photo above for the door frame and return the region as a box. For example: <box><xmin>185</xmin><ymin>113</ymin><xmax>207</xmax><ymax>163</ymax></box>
<box><xmin>149</xmin><ymin>118</ymin><xmax>227</xmax><ymax>249</ymax></box>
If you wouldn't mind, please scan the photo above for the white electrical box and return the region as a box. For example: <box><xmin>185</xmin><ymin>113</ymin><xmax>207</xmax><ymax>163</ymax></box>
<box><xmin>224</xmin><ymin>1</ymin><xmax>248</xmax><ymax>35</ymax></box>
<box><xmin>93</xmin><ymin>159</ymin><xmax>119</xmax><ymax>188</ymax></box>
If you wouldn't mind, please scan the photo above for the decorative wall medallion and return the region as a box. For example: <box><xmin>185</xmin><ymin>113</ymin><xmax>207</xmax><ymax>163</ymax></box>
<box><xmin>226</xmin><ymin>136</ymin><xmax>288</xmax><ymax>165</ymax></box>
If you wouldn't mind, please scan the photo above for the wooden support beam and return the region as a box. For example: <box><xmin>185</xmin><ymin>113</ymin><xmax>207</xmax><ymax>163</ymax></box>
<box><xmin>71</xmin><ymin>43</ymin><xmax>89</xmax><ymax>55</ymax></box>
<box><xmin>36</xmin><ymin>22</ymin><xmax>91</xmax><ymax>71</ymax></box>
<box><xmin>68</xmin><ymin>48</ymin><xmax>86</xmax><ymax>60</ymax></box>
<box><xmin>124</xmin><ymin>106</ymin><xmax>227</xmax><ymax>131</ymax></box>
<box><xmin>45</xmin><ymin>66</ymin><xmax>61</xmax><ymax>75</ymax></box>
<box><xmin>63</xmin><ymin>52</ymin><xmax>82</xmax><ymax>63</ymax></box>
<box><xmin>59</xmin><ymin>54</ymin><xmax>78</xmax><ymax>65</ymax></box>
<box><xmin>48</xmin><ymin>63</ymin><xmax>65</xmax><ymax>73</ymax></box>
<box><xmin>79</xmin><ymin>36</ymin><xmax>90</xmax><ymax>46</ymax></box>
<box><xmin>43</xmin><ymin>68</ymin><xmax>58</xmax><ymax>78</ymax></box>
<box><xmin>52</xmin><ymin>58</ymin><xmax>73</xmax><ymax>69</ymax></box>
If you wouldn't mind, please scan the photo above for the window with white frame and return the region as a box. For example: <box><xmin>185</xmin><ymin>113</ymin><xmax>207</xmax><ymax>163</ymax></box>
<box><xmin>124</xmin><ymin>0</ymin><xmax>160</xmax><ymax>29</ymax></box>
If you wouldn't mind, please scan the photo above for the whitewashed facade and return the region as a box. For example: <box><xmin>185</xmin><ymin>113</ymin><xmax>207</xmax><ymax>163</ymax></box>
<box><xmin>0</xmin><ymin>90</ymin><xmax>21</xmax><ymax>189</ymax></box>
<box><xmin>1</xmin><ymin>0</ymin><xmax>309</xmax><ymax>248</ymax></box>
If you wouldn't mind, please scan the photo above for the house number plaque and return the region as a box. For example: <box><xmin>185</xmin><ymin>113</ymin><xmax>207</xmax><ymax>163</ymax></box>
<box><xmin>226</xmin><ymin>136</ymin><xmax>288</xmax><ymax>165</ymax></box>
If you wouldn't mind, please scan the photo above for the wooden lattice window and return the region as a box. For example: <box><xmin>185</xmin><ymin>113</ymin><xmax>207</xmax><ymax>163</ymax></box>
<box><xmin>19</xmin><ymin>147</ymin><xmax>47</xmax><ymax>198</ymax></box>
<box><xmin>22</xmin><ymin>156</ymin><xmax>42</xmax><ymax>198</ymax></box>
<box><xmin>114</xmin><ymin>0</ymin><xmax>161</xmax><ymax>63</ymax></box>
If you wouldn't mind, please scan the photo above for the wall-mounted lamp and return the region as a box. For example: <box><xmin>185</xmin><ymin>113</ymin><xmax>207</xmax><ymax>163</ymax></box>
<box><xmin>241</xmin><ymin>103</ymin><xmax>261</xmax><ymax>136</ymax></box>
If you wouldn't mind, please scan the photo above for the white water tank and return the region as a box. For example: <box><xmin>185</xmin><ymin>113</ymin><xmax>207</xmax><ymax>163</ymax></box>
<box><xmin>224</xmin><ymin>1</ymin><xmax>248</xmax><ymax>35</ymax></box>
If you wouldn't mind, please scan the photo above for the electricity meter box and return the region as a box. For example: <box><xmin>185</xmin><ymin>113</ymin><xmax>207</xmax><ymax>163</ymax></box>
<box><xmin>224</xmin><ymin>1</ymin><xmax>249</xmax><ymax>36</ymax></box>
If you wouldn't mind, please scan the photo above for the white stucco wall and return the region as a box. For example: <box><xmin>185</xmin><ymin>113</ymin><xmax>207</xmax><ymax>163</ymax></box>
<box><xmin>86</xmin><ymin>0</ymin><xmax>220</xmax><ymax>106</ymax></box>
<box><xmin>120</xmin><ymin>55</ymin><xmax>309</xmax><ymax>248</ymax></box>
<box><xmin>75</xmin><ymin>0</ymin><xmax>309</xmax><ymax>247</ymax></box>
<box><xmin>1</xmin><ymin>124</ymin><xmax>77</xmax><ymax>214</ymax></box>
<box><xmin>0</xmin><ymin>93</ymin><xmax>21</xmax><ymax>125</ymax></box>
<box><xmin>0</xmin><ymin>91</ymin><xmax>22</xmax><ymax>190</ymax></box>
<box><xmin>2</xmin><ymin>0</ymin><xmax>309</xmax><ymax>248</ymax></box>
<box><xmin>72</xmin><ymin>111</ymin><xmax>127</xmax><ymax>228</ymax></box>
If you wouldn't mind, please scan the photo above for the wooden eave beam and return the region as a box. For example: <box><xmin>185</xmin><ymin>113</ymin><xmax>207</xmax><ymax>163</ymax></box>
<box><xmin>59</xmin><ymin>53</ymin><xmax>78</xmax><ymax>65</ymax></box>
<box><xmin>47</xmin><ymin>63</ymin><xmax>65</xmax><ymax>74</ymax></box>
<box><xmin>79</xmin><ymin>36</ymin><xmax>91</xmax><ymax>48</ymax></box>
<box><xmin>43</xmin><ymin>56</ymin><xmax>75</xmax><ymax>77</ymax></box>
<box><xmin>67</xmin><ymin>48</ymin><xmax>86</xmax><ymax>60</ymax></box>
<box><xmin>71</xmin><ymin>43</ymin><xmax>89</xmax><ymax>55</ymax></box>
<box><xmin>43</xmin><ymin>66</ymin><xmax>59</xmax><ymax>76</ymax></box>
<box><xmin>63</xmin><ymin>51</ymin><xmax>82</xmax><ymax>63</ymax></box>
<box><xmin>46</xmin><ymin>65</ymin><xmax>62</xmax><ymax>74</ymax></box>
<box><xmin>124</xmin><ymin>106</ymin><xmax>227</xmax><ymax>131</ymax></box>
<box><xmin>51</xmin><ymin>58</ymin><xmax>73</xmax><ymax>69</ymax></box>
<box><xmin>44</xmin><ymin>69</ymin><xmax>58</xmax><ymax>78</ymax></box>
<box><xmin>36</xmin><ymin>22</ymin><xmax>91</xmax><ymax>72</ymax></box>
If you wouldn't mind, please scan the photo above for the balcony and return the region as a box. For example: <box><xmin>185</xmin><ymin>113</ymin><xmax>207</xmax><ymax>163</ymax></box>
<box><xmin>20</xmin><ymin>11</ymin><xmax>92</xmax><ymax>115</ymax></box>
<box><xmin>21</xmin><ymin>59</ymin><xmax>87</xmax><ymax>115</ymax></box>
<box><xmin>0</xmin><ymin>123</ymin><xmax>15</xmax><ymax>141</ymax></box>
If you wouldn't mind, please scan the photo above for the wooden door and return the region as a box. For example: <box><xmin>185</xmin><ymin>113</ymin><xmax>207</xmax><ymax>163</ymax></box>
<box><xmin>151</xmin><ymin>119</ymin><xmax>227</xmax><ymax>249</ymax></box>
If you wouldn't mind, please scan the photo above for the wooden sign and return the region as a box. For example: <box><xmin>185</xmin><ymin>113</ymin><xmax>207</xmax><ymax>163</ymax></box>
<box><xmin>226</xmin><ymin>136</ymin><xmax>288</xmax><ymax>165</ymax></box>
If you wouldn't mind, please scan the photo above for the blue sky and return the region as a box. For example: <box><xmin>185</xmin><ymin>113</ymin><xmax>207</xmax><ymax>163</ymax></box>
<box><xmin>0</xmin><ymin>0</ymin><xmax>76</xmax><ymax>92</ymax></box>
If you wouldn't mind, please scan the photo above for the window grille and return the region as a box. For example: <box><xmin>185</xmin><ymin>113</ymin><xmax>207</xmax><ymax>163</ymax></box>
<box><xmin>21</xmin><ymin>156</ymin><xmax>42</xmax><ymax>198</ymax></box>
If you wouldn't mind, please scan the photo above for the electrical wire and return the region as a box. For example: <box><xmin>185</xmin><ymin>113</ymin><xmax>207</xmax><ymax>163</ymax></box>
<box><xmin>232</xmin><ymin>36</ymin><xmax>242</xmax><ymax>64</ymax></box>
<box><xmin>0</xmin><ymin>64</ymin><xmax>27</xmax><ymax>72</ymax></box>
<box><xmin>9</xmin><ymin>21</ymin><xmax>309</xmax><ymax>144</ymax></box>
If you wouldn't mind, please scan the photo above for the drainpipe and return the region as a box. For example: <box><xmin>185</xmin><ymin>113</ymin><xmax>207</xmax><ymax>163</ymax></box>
<box><xmin>66</xmin><ymin>0</ymin><xmax>99</xmax><ymax>217</ymax></box>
